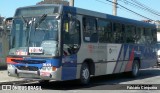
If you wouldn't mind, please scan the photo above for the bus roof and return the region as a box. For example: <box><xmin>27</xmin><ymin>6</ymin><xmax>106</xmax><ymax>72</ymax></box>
<box><xmin>14</xmin><ymin>4</ymin><xmax>155</xmax><ymax>28</ymax></box>
<box><xmin>62</xmin><ymin>5</ymin><xmax>156</xmax><ymax>28</ymax></box>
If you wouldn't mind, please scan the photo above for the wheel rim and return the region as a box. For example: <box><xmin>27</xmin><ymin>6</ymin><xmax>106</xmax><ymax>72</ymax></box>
<box><xmin>82</xmin><ymin>68</ymin><xmax>89</xmax><ymax>80</ymax></box>
<box><xmin>133</xmin><ymin>63</ymin><xmax>138</xmax><ymax>75</ymax></box>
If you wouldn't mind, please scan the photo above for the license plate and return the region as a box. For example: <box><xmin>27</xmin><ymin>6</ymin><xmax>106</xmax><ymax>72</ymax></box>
<box><xmin>19</xmin><ymin>73</ymin><xmax>39</xmax><ymax>78</ymax></box>
<box><xmin>40</xmin><ymin>72</ymin><xmax>50</xmax><ymax>77</ymax></box>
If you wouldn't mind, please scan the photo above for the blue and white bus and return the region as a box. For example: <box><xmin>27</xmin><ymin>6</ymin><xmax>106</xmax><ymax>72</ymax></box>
<box><xmin>7</xmin><ymin>4</ymin><xmax>157</xmax><ymax>84</ymax></box>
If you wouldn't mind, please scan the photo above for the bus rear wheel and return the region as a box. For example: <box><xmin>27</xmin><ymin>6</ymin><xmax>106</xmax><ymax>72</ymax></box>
<box><xmin>130</xmin><ymin>60</ymin><xmax>140</xmax><ymax>77</ymax></box>
<box><xmin>80</xmin><ymin>63</ymin><xmax>90</xmax><ymax>85</ymax></box>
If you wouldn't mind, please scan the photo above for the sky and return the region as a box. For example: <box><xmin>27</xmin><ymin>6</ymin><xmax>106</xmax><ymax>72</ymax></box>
<box><xmin>0</xmin><ymin>0</ymin><xmax>160</xmax><ymax>21</ymax></box>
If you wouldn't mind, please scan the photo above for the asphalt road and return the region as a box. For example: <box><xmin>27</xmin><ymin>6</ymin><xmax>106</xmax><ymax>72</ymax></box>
<box><xmin>10</xmin><ymin>68</ymin><xmax>160</xmax><ymax>89</ymax></box>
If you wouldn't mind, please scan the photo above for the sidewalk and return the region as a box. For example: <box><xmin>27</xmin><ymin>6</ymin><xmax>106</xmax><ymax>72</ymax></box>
<box><xmin>0</xmin><ymin>70</ymin><xmax>23</xmax><ymax>83</ymax></box>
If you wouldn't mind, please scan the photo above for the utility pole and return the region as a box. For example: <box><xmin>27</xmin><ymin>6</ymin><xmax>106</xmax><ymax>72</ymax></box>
<box><xmin>113</xmin><ymin>0</ymin><xmax>117</xmax><ymax>16</ymax></box>
<box><xmin>69</xmin><ymin>0</ymin><xmax>74</xmax><ymax>6</ymax></box>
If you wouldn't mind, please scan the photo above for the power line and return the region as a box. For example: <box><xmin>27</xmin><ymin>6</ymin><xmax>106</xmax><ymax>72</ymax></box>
<box><xmin>95</xmin><ymin>0</ymin><xmax>113</xmax><ymax>6</ymax></box>
<box><xmin>120</xmin><ymin>0</ymin><xmax>150</xmax><ymax>11</ymax></box>
<box><xmin>105</xmin><ymin>0</ymin><xmax>153</xmax><ymax>21</ymax></box>
<box><xmin>95</xmin><ymin>0</ymin><xmax>155</xmax><ymax>21</ymax></box>
<box><xmin>130</xmin><ymin>0</ymin><xmax>160</xmax><ymax>16</ymax></box>
<box><xmin>121</xmin><ymin>0</ymin><xmax>160</xmax><ymax>17</ymax></box>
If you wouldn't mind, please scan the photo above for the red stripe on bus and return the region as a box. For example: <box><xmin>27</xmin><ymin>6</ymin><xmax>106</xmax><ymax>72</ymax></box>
<box><xmin>125</xmin><ymin>48</ymin><xmax>134</xmax><ymax>72</ymax></box>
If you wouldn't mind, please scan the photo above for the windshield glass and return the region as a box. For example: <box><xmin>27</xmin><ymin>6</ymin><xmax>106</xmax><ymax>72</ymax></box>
<box><xmin>9</xmin><ymin>16</ymin><xmax>59</xmax><ymax>56</ymax></box>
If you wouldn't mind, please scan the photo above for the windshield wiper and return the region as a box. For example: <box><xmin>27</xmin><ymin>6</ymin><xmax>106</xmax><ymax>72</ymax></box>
<box><xmin>35</xmin><ymin>14</ymin><xmax>47</xmax><ymax>28</ymax></box>
<box><xmin>21</xmin><ymin>16</ymin><xmax>28</xmax><ymax>27</ymax></box>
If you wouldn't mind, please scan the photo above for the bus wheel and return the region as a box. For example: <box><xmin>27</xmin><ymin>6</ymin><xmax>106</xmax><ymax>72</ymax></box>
<box><xmin>80</xmin><ymin>63</ymin><xmax>90</xmax><ymax>85</ymax></box>
<box><xmin>130</xmin><ymin>60</ymin><xmax>139</xmax><ymax>77</ymax></box>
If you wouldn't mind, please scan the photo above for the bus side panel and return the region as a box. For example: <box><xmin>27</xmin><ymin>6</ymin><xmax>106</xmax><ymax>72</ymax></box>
<box><xmin>108</xmin><ymin>44</ymin><xmax>134</xmax><ymax>74</ymax></box>
<box><xmin>119</xmin><ymin>44</ymin><xmax>130</xmax><ymax>73</ymax></box>
<box><xmin>106</xmin><ymin>44</ymin><xmax>122</xmax><ymax>74</ymax></box>
<box><xmin>76</xmin><ymin>43</ymin><xmax>156</xmax><ymax>78</ymax></box>
<box><xmin>124</xmin><ymin>45</ymin><xmax>135</xmax><ymax>72</ymax></box>
<box><xmin>140</xmin><ymin>45</ymin><xmax>157</xmax><ymax>69</ymax></box>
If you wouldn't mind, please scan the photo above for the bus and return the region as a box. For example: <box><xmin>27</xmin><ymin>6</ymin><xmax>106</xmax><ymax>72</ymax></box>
<box><xmin>6</xmin><ymin>4</ymin><xmax>157</xmax><ymax>84</ymax></box>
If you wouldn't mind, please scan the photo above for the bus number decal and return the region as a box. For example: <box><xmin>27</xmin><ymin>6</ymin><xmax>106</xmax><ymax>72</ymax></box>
<box><xmin>29</xmin><ymin>47</ymin><xmax>43</xmax><ymax>53</ymax></box>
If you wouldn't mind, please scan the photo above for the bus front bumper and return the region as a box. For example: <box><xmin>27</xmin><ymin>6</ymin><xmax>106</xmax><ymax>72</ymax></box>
<box><xmin>7</xmin><ymin>64</ymin><xmax>61</xmax><ymax>81</ymax></box>
<box><xmin>7</xmin><ymin>64</ymin><xmax>40</xmax><ymax>78</ymax></box>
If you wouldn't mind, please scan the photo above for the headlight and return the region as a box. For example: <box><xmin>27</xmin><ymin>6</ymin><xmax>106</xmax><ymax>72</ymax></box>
<box><xmin>41</xmin><ymin>67</ymin><xmax>52</xmax><ymax>71</ymax></box>
<box><xmin>41</xmin><ymin>66</ymin><xmax>57</xmax><ymax>71</ymax></box>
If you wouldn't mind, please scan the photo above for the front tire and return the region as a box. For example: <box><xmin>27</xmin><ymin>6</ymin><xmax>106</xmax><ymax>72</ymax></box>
<box><xmin>80</xmin><ymin>63</ymin><xmax>90</xmax><ymax>85</ymax></box>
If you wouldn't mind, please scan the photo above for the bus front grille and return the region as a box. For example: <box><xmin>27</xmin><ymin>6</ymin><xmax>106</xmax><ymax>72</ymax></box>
<box><xmin>16</xmin><ymin>66</ymin><xmax>39</xmax><ymax>71</ymax></box>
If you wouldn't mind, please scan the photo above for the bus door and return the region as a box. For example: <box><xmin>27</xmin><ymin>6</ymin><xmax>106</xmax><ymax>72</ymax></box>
<box><xmin>61</xmin><ymin>13</ymin><xmax>81</xmax><ymax>80</ymax></box>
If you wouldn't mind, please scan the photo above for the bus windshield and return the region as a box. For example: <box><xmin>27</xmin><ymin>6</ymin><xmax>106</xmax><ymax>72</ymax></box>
<box><xmin>9</xmin><ymin>16</ymin><xmax>59</xmax><ymax>56</ymax></box>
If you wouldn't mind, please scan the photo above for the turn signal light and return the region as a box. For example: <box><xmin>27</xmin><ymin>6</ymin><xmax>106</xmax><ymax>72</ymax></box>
<box><xmin>52</xmin><ymin>67</ymin><xmax>57</xmax><ymax>71</ymax></box>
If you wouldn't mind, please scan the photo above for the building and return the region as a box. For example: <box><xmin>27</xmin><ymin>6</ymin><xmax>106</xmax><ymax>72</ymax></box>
<box><xmin>0</xmin><ymin>16</ymin><xmax>10</xmax><ymax>67</ymax></box>
<box><xmin>37</xmin><ymin>0</ymin><xmax>69</xmax><ymax>6</ymax></box>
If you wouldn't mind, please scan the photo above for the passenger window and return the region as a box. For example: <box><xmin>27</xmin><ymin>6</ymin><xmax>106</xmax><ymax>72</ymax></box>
<box><xmin>97</xmin><ymin>19</ymin><xmax>112</xmax><ymax>43</ymax></box>
<box><xmin>83</xmin><ymin>17</ymin><xmax>98</xmax><ymax>42</ymax></box>
<box><xmin>145</xmin><ymin>28</ymin><xmax>152</xmax><ymax>44</ymax></box>
<box><xmin>137</xmin><ymin>27</ymin><xmax>146</xmax><ymax>44</ymax></box>
<box><xmin>152</xmin><ymin>28</ymin><xmax>157</xmax><ymax>44</ymax></box>
<box><xmin>113</xmin><ymin>23</ymin><xmax>123</xmax><ymax>43</ymax></box>
<box><xmin>125</xmin><ymin>25</ymin><xmax>136</xmax><ymax>43</ymax></box>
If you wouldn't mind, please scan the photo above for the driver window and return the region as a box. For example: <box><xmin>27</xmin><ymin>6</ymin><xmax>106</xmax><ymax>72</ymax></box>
<box><xmin>63</xmin><ymin>19</ymin><xmax>80</xmax><ymax>56</ymax></box>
